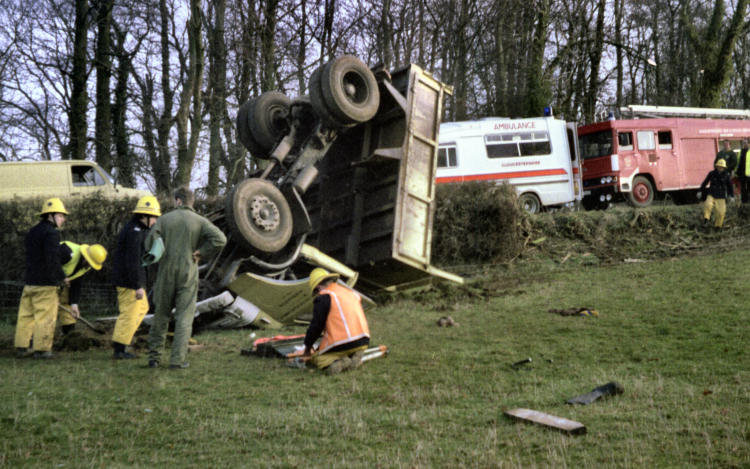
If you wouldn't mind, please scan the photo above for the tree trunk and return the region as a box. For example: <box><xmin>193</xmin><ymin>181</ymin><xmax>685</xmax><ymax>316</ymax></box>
<box><xmin>583</xmin><ymin>0</ymin><xmax>605</xmax><ymax>123</ymax></box>
<box><xmin>93</xmin><ymin>0</ymin><xmax>113</xmax><ymax>171</ymax></box>
<box><xmin>68</xmin><ymin>0</ymin><xmax>89</xmax><ymax>160</ymax></box>
<box><xmin>524</xmin><ymin>0</ymin><xmax>550</xmax><ymax>117</ymax></box>
<box><xmin>207</xmin><ymin>0</ymin><xmax>227</xmax><ymax>196</ymax></box>
<box><xmin>111</xmin><ymin>25</ymin><xmax>134</xmax><ymax>187</ymax></box>
<box><xmin>260</xmin><ymin>0</ymin><xmax>279</xmax><ymax>91</ymax></box>
<box><xmin>175</xmin><ymin>0</ymin><xmax>205</xmax><ymax>188</ymax></box>
<box><xmin>154</xmin><ymin>0</ymin><xmax>174</xmax><ymax>193</ymax></box>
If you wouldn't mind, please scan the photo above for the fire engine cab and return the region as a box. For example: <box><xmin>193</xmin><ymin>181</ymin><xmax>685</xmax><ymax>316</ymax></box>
<box><xmin>578</xmin><ymin>105</ymin><xmax>750</xmax><ymax>209</ymax></box>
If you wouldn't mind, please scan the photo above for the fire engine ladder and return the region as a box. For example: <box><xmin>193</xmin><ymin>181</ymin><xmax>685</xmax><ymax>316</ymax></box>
<box><xmin>619</xmin><ymin>105</ymin><xmax>750</xmax><ymax>120</ymax></box>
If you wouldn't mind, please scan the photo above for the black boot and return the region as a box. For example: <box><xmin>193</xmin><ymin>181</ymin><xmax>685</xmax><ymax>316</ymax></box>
<box><xmin>112</xmin><ymin>342</ymin><xmax>136</xmax><ymax>359</ymax></box>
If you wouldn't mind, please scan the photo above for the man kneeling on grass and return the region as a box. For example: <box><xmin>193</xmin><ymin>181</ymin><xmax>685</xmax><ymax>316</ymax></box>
<box><xmin>302</xmin><ymin>268</ymin><xmax>370</xmax><ymax>375</ymax></box>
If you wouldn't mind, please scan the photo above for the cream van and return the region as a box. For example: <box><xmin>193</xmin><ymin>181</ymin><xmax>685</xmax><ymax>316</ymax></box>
<box><xmin>0</xmin><ymin>160</ymin><xmax>151</xmax><ymax>201</ymax></box>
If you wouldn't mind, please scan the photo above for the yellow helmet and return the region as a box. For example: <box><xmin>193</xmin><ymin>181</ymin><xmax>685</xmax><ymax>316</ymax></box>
<box><xmin>308</xmin><ymin>268</ymin><xmax>340</xmax><ymax>294</ymax></box>
<box><xmin>715</xmin><ymin>158</ymin><xmax>727</xmax><ymax>168</ymax></box>
<box><xmin>133</xmin><ymin>196</ymin><xmax>161</xmax><ymax>217</ymax></box>
<box><xmin>81</xmin><ymin>244</ymin><xmax>107</xmax><ymax>270</ymax></box>
<box><xmin>39</xmin><ymin>197</ymin><xmax>68</xmax><ymax>216</ymax></box>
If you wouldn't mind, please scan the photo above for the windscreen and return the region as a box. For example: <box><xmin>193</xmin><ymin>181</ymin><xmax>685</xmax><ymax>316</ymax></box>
<box><xmin>579</xmin><ymin>130</ymin><xmax>613</xmax><ymax>160</ymax></box>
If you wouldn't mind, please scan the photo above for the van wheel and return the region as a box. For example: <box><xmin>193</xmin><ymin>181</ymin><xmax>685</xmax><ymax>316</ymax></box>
<box><xmin>225</xmin><ymin>178</ymin><xmax>293</xmax><ymax>254</ymax></box>
<box><xmin>519</xmin><ymin>193</ymin><xmax>542</xmax><ymax>214</ymax></box>
<box><xmin>320</xmin><ymin>55</ymin><xmax>380</xmax><ymax>125</ymax></box>
<box><xmin>627</xmin><ymin>176</ymin><xmax>654</xmax><ymax>207</ymax></box>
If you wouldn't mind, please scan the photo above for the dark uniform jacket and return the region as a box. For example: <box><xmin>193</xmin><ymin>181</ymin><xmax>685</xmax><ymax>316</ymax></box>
<box><xmin>700</xmin><ymin>169</ymin><xmax>734</xmax><ymax>199</ymax></box>
<box><xmin>24</xmin><ymin>219</ymin><xmax>65</xmax><ymax>287</ymax></box>
<box><xmin>111</xmin><ymin>217</ymin><xmax>149</xmax><ymax>290</ymax></box>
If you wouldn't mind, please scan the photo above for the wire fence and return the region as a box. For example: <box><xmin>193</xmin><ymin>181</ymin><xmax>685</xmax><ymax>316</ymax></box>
<box><xmin>0</xmin><ymin>281</ymin><xmax>119</xmax><ymax>323</ymax></box>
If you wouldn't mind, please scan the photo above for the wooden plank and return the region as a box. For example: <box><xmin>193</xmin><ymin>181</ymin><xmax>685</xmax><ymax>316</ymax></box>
<box><xmin>504</xmin><ymin>408</ymin><xmax>586</xmax><ymax>435</ymax></box>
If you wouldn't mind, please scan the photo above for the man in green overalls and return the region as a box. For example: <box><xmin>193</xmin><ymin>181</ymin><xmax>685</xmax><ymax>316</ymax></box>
<box><xmin>145</xmin><ymin>187</ymin><xmax>226</xmax><ymax>369</ymax></box>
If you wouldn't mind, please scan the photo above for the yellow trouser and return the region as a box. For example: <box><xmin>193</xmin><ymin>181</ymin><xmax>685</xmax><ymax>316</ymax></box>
<box><xmin>112</xmin><ymin>287</ymin><xmax>149</xmax><ymax>345</ymax></box>
<box><xmin>14</xmin><ymin>285</ymin><xmax>59</xmax><ymax>352</ymax></box>
<box><xmin>310</xmin><ymin>344</ymin><xmax>368</xmax><ymax>369</ymax></box>
<box><xmin>57</xmin><ymin>286</ymin><xmax>77</xmax><ymax>326</ymax></box>
<box><xmin>703</xmin><ymin>195</ymin><xmax>727</xmax><ymax>227</ymax></box>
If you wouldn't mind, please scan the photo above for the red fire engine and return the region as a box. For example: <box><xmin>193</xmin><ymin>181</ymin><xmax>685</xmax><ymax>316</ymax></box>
<box><xmin>578</xmin><ymin>105</ymin><xmax>750</xmax><ymax>209</ymax></box>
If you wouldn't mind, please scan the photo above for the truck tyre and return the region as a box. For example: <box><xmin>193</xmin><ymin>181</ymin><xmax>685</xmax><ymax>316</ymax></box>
<box><xmin>519</xmin><ymin>193</ymin><xmax>542</xmax><ymax>214</ymax></box>
<box><xmin>237</xmin><ymin>99</ymin><xmax>266</xmax><ymax>158</ymax></box>
<box><xmin>627</xmin><ymin>176</ymin><xmax>654</xmax><ymax>207</ymax></box>
<box><xmin>225</xmin><ymin>178</ymin><xmax>293</xmax><ymax>254</ymax></box>
<box><xmin>320</xmin><ymin>55</ymin><xmax>380</xmax><ymax>125</ymax></box>
<box><xmin>248</xmin><ymin>91</ymin><xmax>291</xmax><ymax>155</ymax></box>
<box><xmin>309</xmin><ymin>66</ymin><xmax>348</xmax><ymax>128</ymax></box>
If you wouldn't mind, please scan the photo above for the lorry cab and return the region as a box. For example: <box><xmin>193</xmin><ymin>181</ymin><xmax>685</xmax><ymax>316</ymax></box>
<box><xmin>0</xmin><ymin>160</ymin><xmax>151</xmax><ymax>201</ymax></box>
<box><xmin>436</xmin><ymin>116</ymin><xmax>582</xmax><ymax>213</ymax></box>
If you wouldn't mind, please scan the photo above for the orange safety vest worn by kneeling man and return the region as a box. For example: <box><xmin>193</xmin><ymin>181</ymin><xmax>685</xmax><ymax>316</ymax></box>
<box><xmin>310</xmin><ymin>283</ymin><xmax>370</xmax><ymax>355</ymax></box>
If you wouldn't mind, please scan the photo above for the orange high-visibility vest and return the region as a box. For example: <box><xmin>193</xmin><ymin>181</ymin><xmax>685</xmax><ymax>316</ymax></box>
<box><xmin>318</xmin><ymin>283</ymin><xmax>370</xmax><ymax>354</ymax></box>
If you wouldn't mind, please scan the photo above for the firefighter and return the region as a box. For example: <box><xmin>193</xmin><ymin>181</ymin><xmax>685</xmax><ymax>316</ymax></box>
<box><xmin>302</xmin><ymin>268</ymin><xmax>370</xmax><ymax>375</ymax></box>
<box><xmin>57</xmin><ymin>242</ymin><xmax>108</xmax><ymax>334</ymax></box>
<box><xmin>700</xmin><ymin>158</ymin><xmax>734</xmax><ymax>228</ymax></box>
<box><xmin>110</xmin><ymin>196</ymin><xmax>161</xmax><ymax>359</ymax></box>
<box><xmin>14</xmin><ymin>198</ymin><xmax>68</xmax><ymax>359</ymax></box>
<box><xmin>715</xmin><ymin>140</ymin><xmax>737</xmax><ymax>175</ymax></box>
<box><xmin>145</xmin><ymin>187</ymin><xmax>226</xmax><ymax>369</ymax></box>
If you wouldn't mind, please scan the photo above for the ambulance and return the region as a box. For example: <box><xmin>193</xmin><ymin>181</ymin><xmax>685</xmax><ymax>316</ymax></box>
<box><xmin>435</xmin><ymin>116</ymin><xmax>583</xmax><ymax>213</ymax></box>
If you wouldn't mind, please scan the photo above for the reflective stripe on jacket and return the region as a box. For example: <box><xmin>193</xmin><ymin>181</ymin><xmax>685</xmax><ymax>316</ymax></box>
<box><xmin>61</xmin><ymin>241</ymin><xmax>90</xmax><ymax>281</ymax></box>
<box><xmin>318</xmin><ymin>283</ymin><xmax>370</xmax><ymax>354</ymax></box>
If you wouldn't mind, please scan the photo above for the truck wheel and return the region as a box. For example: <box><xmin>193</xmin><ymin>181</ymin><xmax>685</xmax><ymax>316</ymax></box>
<box><xmin>225</xmin><ymin>178</ymin><xmax>293</xmax><ymax>254</ymax></box>
<box><xmin>237</xmin><ymin>99</ymin><xmax>266</xmax><ymax>158</ymax></box>
<box><xmin>320</xmin><ymin>55</ymin><xmax>379</xmax><ymax>125</ymax></box>
<box><xmin>248</xmin><ymin>91</ymin><xmax>291</xmax><ymax>155</ymax></box>
<box><xmin>519</xmin><ymin>193</ymin><xmax>542</xmax><ymax>214</ymax></box>
<box><xmin>309</xmin><ymin>65</ymin><xmax>347</xmax><ymax>128</ymax></box>
<box><xmin>627</xmin><ymin>176</ymin><xmax>654</xmax><ymax>207</ymax></box>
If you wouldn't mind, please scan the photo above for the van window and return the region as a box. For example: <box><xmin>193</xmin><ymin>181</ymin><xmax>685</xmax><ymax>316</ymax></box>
<box><xmin>618</xmin><ymin>132</ymin><xmax>633</xmax><ymax>151</ymax></box>
<box><xmin>485</xmin><ymin>131</ymin><xmax>551</xmax><ymax>158</ymax></box>
<box><xmin>657</xmin><ymin>131</ymin><xmax>673</xmax><ymax>149</ymax></box>
<box><xmin>72</xmin><ymin>165</ymin><xmax>106</xmax><ymax>186</ymax></box>
<box><xmin>637</xmin><ymin>131</ymin><xmax>655</xmax><ymax>150</ymax></box>
<box><xmin>437</xmin><ymin>146</ymin><xmax>458</xmax><ymax>168</ymax></box>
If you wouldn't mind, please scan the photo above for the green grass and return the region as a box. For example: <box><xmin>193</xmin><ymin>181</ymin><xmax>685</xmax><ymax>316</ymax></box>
<box><xmin>1</xmin><ymin>249</ymin><xmax>749</xmax><ymax>468</ymax></box>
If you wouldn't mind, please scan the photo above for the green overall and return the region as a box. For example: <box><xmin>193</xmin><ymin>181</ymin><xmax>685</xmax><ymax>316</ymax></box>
<box><xmin>145</xmin><ymin>206</ymin><xmax>226</xmax><ymax>366</ymax></box>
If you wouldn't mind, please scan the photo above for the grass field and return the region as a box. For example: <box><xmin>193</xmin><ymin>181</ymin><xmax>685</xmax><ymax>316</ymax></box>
<box><xmin>1</xmin><ymin>244</ymin><xmax>749</xmax><ymax>468</ymax></box>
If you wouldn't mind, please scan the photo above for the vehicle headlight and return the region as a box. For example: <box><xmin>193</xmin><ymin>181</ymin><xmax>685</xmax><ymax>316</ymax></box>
<box><xmin>600</xmin><ymin>177</ymin><xmax>606</xmax><ymax>184</ymax></box>
<box><xmin>606</xmin><ymin>176</ymin><xmax>613</xmax><ymax>183</ymax></box>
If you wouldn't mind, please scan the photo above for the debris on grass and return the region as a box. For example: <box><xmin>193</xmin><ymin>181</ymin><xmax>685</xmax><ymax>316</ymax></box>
<box><xmin>504</xmin><ymin>408</ymin><xmax>586</xmax><ymax>435</ymax></box>
<box><xmin>566</xmin><ymin>381</ymin><xmax>624</xmax><ymax>405</ymax></box>
<box><xmin>548</xmin><ymin>307</ymin><xmax>599</xmax><ymax>317</ymax></box>
<box><xmin>436</xmin><ymin>315</ymin><xmax>458</xmax><ymax>327</ymax></box>
<box><xmin>510</xmin><ymin>357</ymin><xmax>532</xmax><ymax>370</ymax></box>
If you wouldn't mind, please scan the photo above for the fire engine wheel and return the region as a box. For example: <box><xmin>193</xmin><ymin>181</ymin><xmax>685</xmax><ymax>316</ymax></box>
<box><xmin>320</xmin><ymin>55</ymin><xmax>380</xmax><ymax>125</ymax></box>
<box><xmin>519</xmin><ymin>193</ymin><xmax>542</xmax><ymax>214</ymax></box>
<box><xmin>236</xmin><ymin>100</ymin><xmax>266</xmax><ymax>158</ymax></box>
<box><xmin>627</xmin><ymin>176</ymin><xmax>654</xmax><ymax>207</ymax></box>
<box><xmin>248</xmin><ymin>91</ymin><xmax>291</xmax><ymax>156</ymax></box>
<box><xmin>309</xmin><ymin>65</ymin><xmax>348</xmax><ymax>128</ymax></box>
<box><xmin>225</xmin><ymin>178</ymin><xmax>293</xmax><ymax>254</ymax></box>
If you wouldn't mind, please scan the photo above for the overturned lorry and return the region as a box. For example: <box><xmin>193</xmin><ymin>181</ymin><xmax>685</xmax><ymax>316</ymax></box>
<box><xmin>193</xmin><ymin>56</ymin><xmax>461</xmax><ymax>328</ymax></box>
